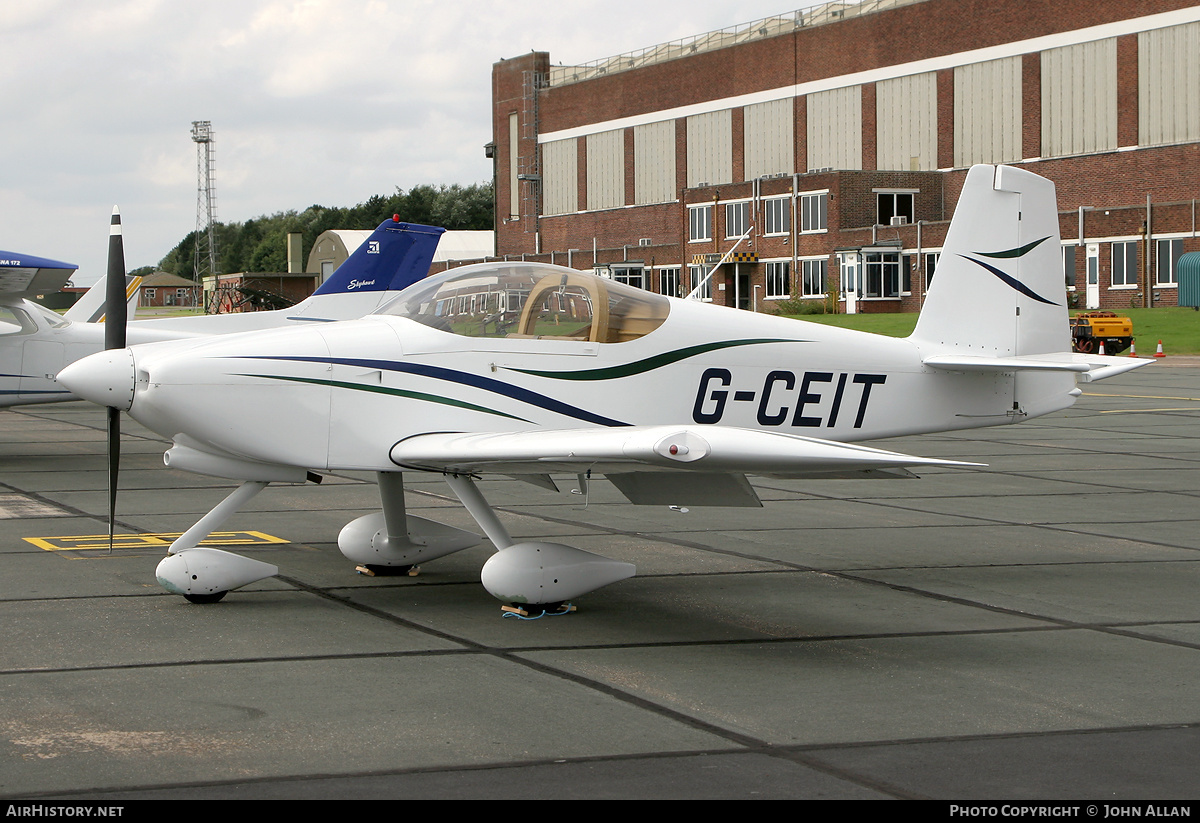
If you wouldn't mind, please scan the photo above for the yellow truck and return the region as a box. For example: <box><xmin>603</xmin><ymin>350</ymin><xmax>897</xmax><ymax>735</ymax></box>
<box><xmin>1069</xmin><ymin>311</ymin><xmax>1133</xmax><ymax>355</ymax></box>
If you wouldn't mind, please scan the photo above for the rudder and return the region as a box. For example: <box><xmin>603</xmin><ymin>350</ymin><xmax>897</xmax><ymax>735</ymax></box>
<box><xmin>912</xmin><ymin>165</ymin><xmax>1069</xmax><ymax>357</ymax></box>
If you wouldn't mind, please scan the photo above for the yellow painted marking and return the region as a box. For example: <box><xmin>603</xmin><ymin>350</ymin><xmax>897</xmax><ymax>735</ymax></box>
<box><xmin>97</xmin><ymin>275</ymin><xmax>144</xmax><ymax>323</ymax></box>
<box><xmin>24</xmin><ymin>530</ymin><xmax>290</xmax><ymax>552</ymax></box>
<box><xmin>1100</xmin><ymin>408</ymin><xmax>1200</xmax><ymax>414</ymax></box>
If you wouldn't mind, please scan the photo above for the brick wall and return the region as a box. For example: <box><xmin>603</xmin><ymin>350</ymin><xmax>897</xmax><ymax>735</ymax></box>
<box><xmin>490</xmin><ymin>0</ymin><xmax>1200</xmax><ymax>312</ymax></box>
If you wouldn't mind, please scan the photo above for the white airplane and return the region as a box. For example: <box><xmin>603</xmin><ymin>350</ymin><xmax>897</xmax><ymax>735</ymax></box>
<box><xmin>0</xmin><ymin>250</ymin><xmax>137</xmax><ymax>403</ymax></box>
<box><xmin>0</xmin><ymin>213</ymin><xmax>445</xmax><ymax>407</ymax></box>
<box><xmin>60</xmin><ymin>165</ymin><xmax>1150</xmax><ymax>612</ymax></box>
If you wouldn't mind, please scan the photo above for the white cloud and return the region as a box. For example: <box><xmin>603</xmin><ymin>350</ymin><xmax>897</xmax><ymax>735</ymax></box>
<box><xmin>2</xmin><ymin>0</ymin><xmax>814</xmax><ymax>281</ymax></box>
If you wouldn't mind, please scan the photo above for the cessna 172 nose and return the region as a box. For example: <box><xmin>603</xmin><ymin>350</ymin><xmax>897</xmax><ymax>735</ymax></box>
<box><xmin>60</xmin><ymin>165</ymin><xmax>1150</xmax><ymax>613</ymax></box>
<box><xmin>0</xmin><ymin>213</ymin><xmax>444</xmax><ymax>407</ymax></box>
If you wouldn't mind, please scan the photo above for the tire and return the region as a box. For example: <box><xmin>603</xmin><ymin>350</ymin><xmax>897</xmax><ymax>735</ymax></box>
<box><xmin>184</xmin><ymin>591</ymin><xmax>228</xmax><ymax>604</ymax></box>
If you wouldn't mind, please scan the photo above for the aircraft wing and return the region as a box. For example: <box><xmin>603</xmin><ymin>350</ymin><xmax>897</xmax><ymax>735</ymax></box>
<box><xmin>389</xmin><ymin>426</ymin><xmax>982</xmax><ymax>507</ymax></box>
<box><xmin>0</xmin><ymin>251</ymin><xmax>78</xmax><ymax>303</ymax></box>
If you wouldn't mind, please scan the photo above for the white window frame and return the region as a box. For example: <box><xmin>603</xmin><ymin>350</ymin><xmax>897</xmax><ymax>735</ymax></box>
<box><xmin>764</xmin><ymin>196</ymin><xmax>790</xmax><ymax>236</ymax></box>
<box><xmin>1156</xmin><ymin>237</ymin><xmax>1183</xmax><ymax>287</ymax></box>
<box><xmin>799</xmin><ymin>191</ymin><xmax>829</xmax><ymax>234</ymax></box>
<box><xmin>925</xmin><ymin>252</ymin><xmax>941</xmax><ymax>291</ymax></box>
<box><xmin>1062</xmin><ymin>245</ymin><xmax>1076</xmax><ymax>290</ymax></box>
<box><xmin>863</xmin><ymin>252</ymin><xmax>904</xmax><ymax>299</ymax></box>
<box><xmin>612</xmin><ymin>265</ymin><xmax>645</xmax><ymax>290</ymax></box>
<box><xmin>875</xmin><ymin>189</ymin><xmax>916</xmax><ymax>226</ymax></box>
<box><xmin>725</xmin><ymin>200</ymin><xmax>751</xmax><ymax>239</ymax></box>
<box><xmin>689</xmin><ymin>205</ymin><xmax>713</xmax><ymax>242</ymax></box>
<box><xmin>1111</xmin><ymin>241</ymin><xmax>1138</xmax><ymax>289</ymax></box>
<box><xmin>689</xmin><ymin>264</ymin><xmax>712</xmax><ymax>301</ymax></box>
<box><xmin>658</xmin><ymin>266</ymin><xmax>681</xmax><ymax>297</ymax></box>
<box><xmin>801</xmin><ymin>258</ymin><xmax>828</xmax><ymax>298</ymax></box>
<box><xmin>764</xmin><ymin>260</ymin><xmax>790</xmax><ymax>299</ymax></box>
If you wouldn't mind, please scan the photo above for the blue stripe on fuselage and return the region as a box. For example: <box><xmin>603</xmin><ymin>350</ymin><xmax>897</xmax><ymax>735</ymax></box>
<box><xmin>232</xmin><ymin>355</ymin><xmax>630</xmax><ymax>427</ymax></box>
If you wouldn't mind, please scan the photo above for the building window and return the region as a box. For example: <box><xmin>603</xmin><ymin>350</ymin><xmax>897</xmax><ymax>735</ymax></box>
<box><xmin>800</xmin><ymin>192</ymin><xmax>828</xmax><ymax>233</ymax></box>
<box><xmin>725</xmin><ymin>201</ymin><xmax>750</xmax><ymax>239</ymax></box>
<box><xmin>864</xmin><ymin>253</ymin><xmax>902</xmax><ymax>298</ymax></box>
<box><xmin>1156</xmin><ymin>238</ymin><xmax>1182</xmax><ymax>286</ymax></box>
<box><xmin>764</xmin><ymin>197</ymin><xmax>790</xmax><ymax>235</ymax></box>
<box><xmin>658</xmin><ymin>267</ymin><xmax>681</xmax><ymax>297</ymax></box>
<box><xmin>612</xmin><ymin>266</ymin><xmax>645</xmax><ymax>290</ymax></box>
<box><xmin>877</xmin><ymin>191</ymin><xmax>915</xmax><ymax>226</ymax></box>
<box><xmin>802</xmin><ymin>259</ymin><xmax>827</xmax><ymax>297</ymax></box>
<box><xmin>765</xmin><ymin>261</ymin><xmax>790</xmax><ymax>299</ymax></box>
<box><xmin>1062</xmin><ymin>246</ymin><xmax>1076</xmax><ymax>289</ymax></box>
<box><xmin>925</xmin><ymin>252</ymin><xmax>940</xmax><ymax>289</ymax></box>
<box><xmin>689</xmin><ymin>265</ymin><xmax>712</xmax><ymax>301</ymax></box>
<box><xmin>1111</xmin><ymin>241</ymin><xmax>1138</xmax><ymax>287</ymax></box>
<box><xmin>689</xmin><ymin>205</ymin><xmax>712</xmax><ymax>242</ymax></box>
<box><xmin>144</xmin><ymin>288</ymin><xmax>156</xmax><ymax>301</ymax></box>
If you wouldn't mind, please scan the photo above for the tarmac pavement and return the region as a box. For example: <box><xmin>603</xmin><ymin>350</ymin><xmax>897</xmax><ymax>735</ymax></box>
<box><xmin>1</xmin><ymin>360</ymin><xmax>1198</xmax><ymax>800</ymax></box>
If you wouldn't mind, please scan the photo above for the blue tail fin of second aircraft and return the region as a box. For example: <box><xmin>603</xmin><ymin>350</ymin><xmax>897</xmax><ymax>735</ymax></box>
<box><xmin>287</xmin><ymin>219</ymin><xmax>445</xmax><ymax>321</ymax></box>
<box><xmin>311</xmin><ymin>219</ymin><xmax>444</xmax><ymax>297</ymax></box>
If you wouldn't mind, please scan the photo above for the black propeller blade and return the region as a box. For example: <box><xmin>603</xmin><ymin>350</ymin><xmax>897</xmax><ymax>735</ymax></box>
<box><xmin>105</xmin><ymin>207</ymin><xmax>127</xmax><ymax>553</ymax></box>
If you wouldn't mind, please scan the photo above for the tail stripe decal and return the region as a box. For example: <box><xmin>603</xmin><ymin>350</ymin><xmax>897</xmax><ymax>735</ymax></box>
<box><xmin>974</xmin><ymin>236</ymin><xmax>1051</xmax><ymax>259</ymax></box>
<box><xmin>961</xmin><ymin>255</ymin><xmax>1060</xmax><ymax>306</ymax></box>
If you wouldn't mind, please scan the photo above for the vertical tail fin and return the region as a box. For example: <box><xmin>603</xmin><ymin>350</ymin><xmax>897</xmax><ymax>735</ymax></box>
<box><xmin>287</xmin><ymin>220</ymin><xmax>445</xmax><ymax>320</ymax></box>
<box><xmin>64</xmin><ymin>273</ymin><xmax>142</xmax><ymax>323</ymax></box>
<box><xmin>911</xmin><ymin>165</ymin><xmax>1069</xmax><ymax>356</ymax></box>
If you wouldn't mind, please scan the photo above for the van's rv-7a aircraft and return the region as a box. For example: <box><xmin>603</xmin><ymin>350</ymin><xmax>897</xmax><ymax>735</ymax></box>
<box><xmin>0</xmin><ymin>214</ymin><xmax>444</xmax><ymax>407</ymax></box>
<box><xmin>60</xmin><ymin>165</ymin><xmax>1150</xmax><ymax>613</ymax></box>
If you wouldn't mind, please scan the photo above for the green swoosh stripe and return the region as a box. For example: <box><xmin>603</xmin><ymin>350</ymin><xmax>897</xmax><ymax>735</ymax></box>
<box><xmin>240</xmin><ymin>374</ymin><xmax>532</xmax><ymax>422</ymax></box>
<box><xmin>504</xmin><ymin>338</ymin><xmax>802</xmax><ymax>381</ymax></box>
<box><xmin>975</xmin><ymin>236</ymin><xmax>1051</xmax><ymax>259</ymax></box>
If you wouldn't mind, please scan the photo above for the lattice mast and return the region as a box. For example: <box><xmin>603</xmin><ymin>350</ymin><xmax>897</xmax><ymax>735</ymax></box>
<box><xmin>191</xmin><ymin>121</ymin><xmax>219</xmax><ymax>299</ymax></box>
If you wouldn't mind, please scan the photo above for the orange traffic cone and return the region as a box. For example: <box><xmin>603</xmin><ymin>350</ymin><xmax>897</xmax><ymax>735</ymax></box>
<box><xmin>1098</xmin><ymin>340</ymin><xmax>1106</xmax><ymax>355</ymax></box>
<box><xmin>1128</xmin><ymin>340</ymin><xmax>1137</xmax><ymax>357</ymax></box>
<box><xmin>1155</xmin><ymin>340</ymin><xmax>1166</xmax><ymax>358</ymax></box>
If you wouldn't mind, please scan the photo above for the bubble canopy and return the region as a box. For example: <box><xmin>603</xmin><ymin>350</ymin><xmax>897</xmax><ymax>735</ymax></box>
<box><xmin>376</xmin><ymin>262</ymin><xmax>671</xmax><ymax>344</ymax></box>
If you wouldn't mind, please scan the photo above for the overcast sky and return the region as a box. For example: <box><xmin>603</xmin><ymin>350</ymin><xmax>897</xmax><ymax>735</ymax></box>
<box><xmin>2</xmin><ymin>0</ymin><xmax>817</xmax><ymax>285</ymax></box>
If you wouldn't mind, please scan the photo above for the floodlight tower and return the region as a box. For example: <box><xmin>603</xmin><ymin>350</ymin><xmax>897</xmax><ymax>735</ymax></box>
<box><xmin>191</xmin><ymin>121</ymin><xmax>219</xmax><ymax>299</ymax></box>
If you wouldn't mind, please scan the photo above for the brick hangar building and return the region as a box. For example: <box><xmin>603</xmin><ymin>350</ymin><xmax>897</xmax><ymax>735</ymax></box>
<box><xmin>489</xmin><ymin>0</ymin><xmax>1200</xmax><ymax>314</ymax></box>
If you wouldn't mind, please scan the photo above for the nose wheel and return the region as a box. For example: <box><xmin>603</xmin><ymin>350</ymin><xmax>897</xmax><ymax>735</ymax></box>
<box><xmin>183</xmin><ymin>591</ymin><xmax>228</xmax><ymax>604</ymax></box>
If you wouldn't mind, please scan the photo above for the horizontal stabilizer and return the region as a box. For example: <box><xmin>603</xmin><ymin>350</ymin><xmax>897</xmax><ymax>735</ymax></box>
<box><xmin>1073</xmin><ymin>354</ymin><xmax>1155</xmax><ymax>383</ymax></box>
<box><xmin>923</xmin><ymin>354</ymin><xmax>1090</xmax><ymax>373</ymax></box>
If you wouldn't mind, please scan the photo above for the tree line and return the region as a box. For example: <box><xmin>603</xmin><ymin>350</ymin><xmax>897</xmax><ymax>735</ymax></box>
<box><xmin>150</xmin><ymin>182</ymin><xmax>493</xmax><ymax>278</ymax></box>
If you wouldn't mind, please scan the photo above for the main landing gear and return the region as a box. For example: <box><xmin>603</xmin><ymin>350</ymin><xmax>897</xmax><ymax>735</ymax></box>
<box><xmin>155</xmin><ymin>471</ymin><xmax>636</xmax><ymax>614</ymax></box>
<box><xmin>441</xmin><ymin>473</ymin><xmax>635</xmax><ymax>613</ymax></box>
